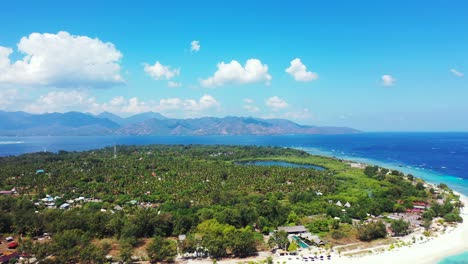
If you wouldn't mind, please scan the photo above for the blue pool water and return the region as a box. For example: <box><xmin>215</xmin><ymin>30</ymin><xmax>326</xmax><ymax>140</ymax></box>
<box><xmin>292</xmin><ymin>236</ymin><xmax>309</xmax><ymax>248</ymax></box>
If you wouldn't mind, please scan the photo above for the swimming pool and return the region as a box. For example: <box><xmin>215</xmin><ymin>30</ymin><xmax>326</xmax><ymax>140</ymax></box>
<box><xmin>292</xmin><ymin>236</ymin><xmax>309</xmax><ymax>248</ymax></box>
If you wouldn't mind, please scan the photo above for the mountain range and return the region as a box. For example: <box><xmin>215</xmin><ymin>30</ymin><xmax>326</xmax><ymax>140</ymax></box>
<box><xmin>0</xmin><ymin>111</ymin><xmax>360</xmax><ymax>136</ymax></box>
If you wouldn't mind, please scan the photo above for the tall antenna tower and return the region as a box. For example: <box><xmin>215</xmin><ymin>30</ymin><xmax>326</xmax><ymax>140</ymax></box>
<box><xmin>114</xmin><ymin>145</ymin><xmax>117</xmax><ymax>159</ymax></box>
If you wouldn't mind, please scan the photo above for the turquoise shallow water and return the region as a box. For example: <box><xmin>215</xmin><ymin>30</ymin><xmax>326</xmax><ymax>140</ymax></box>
<box><xmin>1</xmin><ymin>133</ymin><xmax>467</xmax><ymax>262</ymax></box>
<box><xmin>299</xmin><ymin>146</ymin><xmax>468</xmax><ymax>196</ymax></box>
<box><xmin>299</xmin><ymin>147</ymin><xmax>468</xmax><ymax>264</ymax></box>
<box><xmin>438</xmin><ymin>252</ymin><xmax>468</xmax><ymax>264</ymax></box>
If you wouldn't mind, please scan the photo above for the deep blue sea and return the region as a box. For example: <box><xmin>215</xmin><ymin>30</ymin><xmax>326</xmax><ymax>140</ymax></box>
<box><xmin>1</xmin><ymin>133</ymin><xmax>467</xmax><ymax>194</ymax></box>
<box><xmin>1</xmin><ymin>133</ymin><xmax>467</xmax><ymax>263</ymax></box>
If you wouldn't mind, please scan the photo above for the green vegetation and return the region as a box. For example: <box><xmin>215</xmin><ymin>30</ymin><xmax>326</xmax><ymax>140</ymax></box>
<box><xmin>146</xmin><ymin>236</ymin><xmax>177</xmax><ymax>263</ymax></box>
<box><xmin>0</xmin><ymin>145</ymin><xmax>462</xmax><ymax>262</ymax></box>
<box><xmin>390</xmin><ymin>219</ymin><xmax>410</xmax><ymax>236</ymax></box>
<box><xmin>357</xmin><ymin>221</ymin><xmax>387</xmax><ymax>241</ymax></box>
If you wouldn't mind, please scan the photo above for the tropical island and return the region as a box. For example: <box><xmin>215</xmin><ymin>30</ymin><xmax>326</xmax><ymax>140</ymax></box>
<box><xmin>0</xmin><ymin>145</ymin><xmax>465</xmax><ymax>263</ymax></box>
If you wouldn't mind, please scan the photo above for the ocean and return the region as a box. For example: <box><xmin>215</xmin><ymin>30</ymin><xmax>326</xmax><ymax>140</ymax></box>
<box><xmin>1</xmin><ymin>132</ymin><xmax>467</xmax><ymax>263</ymax></box>
<box><xmin>1</xmin><ymin>133</ymin><xmax>467</xmax><ymax>194</ymax></box>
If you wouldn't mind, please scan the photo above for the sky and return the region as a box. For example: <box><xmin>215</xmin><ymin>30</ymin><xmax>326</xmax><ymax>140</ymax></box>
<box><xmin>0</xmin><ymin>0</ymin><xmax>467</xmax><ymax>131</ymax></box>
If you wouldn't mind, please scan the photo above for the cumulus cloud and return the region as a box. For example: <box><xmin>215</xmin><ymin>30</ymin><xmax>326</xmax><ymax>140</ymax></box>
<box><xmin>191</xmin><ymin>40</ymin><xmax>200</xmax><ymax>52</ymax></box>
<box><xmin>0</xmin><ymin>31</ymin><xmax>123</xmax><ymax>87</ymax></box>
<box><xmin>167</xmin><ymin>81</ymin><xmax>182</xmax><ymax>88</ymax></box>
<box><xmin>285</xmin><ymin>58</ymin><xmax>318</xmax><ymax>82</ymax></box>
<box><xmin>201</xmin><ymin>59</ymin><xmax>272</xmax><ymax>87</ymax></box>
<box><xmin>381</xmin><ymin>74</ymin><xmax>396</xmax><ymax>86</ymax></box>
<box><xmin>266</xmin><ymin>96</ymin><xmax>288</xmax><ymax>111</ymax></box>
<box><xmin>242</xmin><ymin>98</ymin><xmax>259</xmax><ymax>113</ymax></box>
<box><xmin>144</xmin><ymin>61</ymin><xmax>180</xmax><ymax>80</ymax></box>
<box><xmin>450</xmin><ymin>69</ymin><xmax>464</xmax><ymax>77</ymax></box>
<box><xmin>159</xmin><ymin>94</ymin><xmax>219</xmax><ymax>112</ymax></box>
<box><xmin>13</xmin><ymin>90</ymin><xmax>219</xmax><ymax>118</ymax></box>
<box><xmin>24</xmin><ymin>90</ymin><xmax>99</xmax><ymax>113</ymax></box>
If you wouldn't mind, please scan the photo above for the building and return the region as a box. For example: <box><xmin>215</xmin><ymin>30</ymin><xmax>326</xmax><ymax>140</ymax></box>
<box><xmin>277</xmin><ymin>225</ymin><xmax>308</xmax><ymax>234</ymax></box>
<box><xmin>59</xmin><ymin>203</ymin><xmax>70</xmax><ymax>209</ymax></box>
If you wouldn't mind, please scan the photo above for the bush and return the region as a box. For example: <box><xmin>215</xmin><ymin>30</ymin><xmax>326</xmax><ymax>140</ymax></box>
<box><xmin>443</xmin><ymin>213</ymin><xmax>463</xmax><ymax>223</ymax></box>
<box><xmin>331</xmin><ymin>230</ymin><xmax>345</xmax><ymax>239</ymax></box>
<box><xmin>391</xmin><ymin>219</ymin><xmax>410</xmax><ymax>236</ymax></box>
<box><xmin>357</xmin><ymin>221</ymin><xmax>387</xmax><ymax>241</ymax></box>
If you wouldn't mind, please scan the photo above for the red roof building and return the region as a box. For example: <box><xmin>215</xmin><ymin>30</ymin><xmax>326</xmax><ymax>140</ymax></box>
<box><xmin>7</xmin><ymin>241</ymin><xmax>18</xmax><ymax>249</ymax></box>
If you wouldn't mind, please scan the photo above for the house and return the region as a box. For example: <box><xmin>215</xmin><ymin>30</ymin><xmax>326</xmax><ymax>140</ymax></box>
<box><xmin>0</xmin><ymin>190</ymin><xmax>12</xmax><ymax>195</ymax></box>
<box><xmin>344</xmin><ymin>202</ymin><xmax>351</xmax><ymax>208</ymax></box>
<box><xmin>113</xmin><ymin>205</ymin><xmax>123</xmax><ymax>211</ymax></box>
<box><xmin>277</xmin><ymin>225</ymin><xmax>308</xmax><ymax>234</ymax></box>
<box><xmin>36</xmin><ymin>169</ymin><xmax>45</xmax><ymax>174</ymax></box>
<box><xmin>7</xmin><ymin>241</ymin><xmax>18</xmax><ymax>249</ymax></box>
<box><xmin>5</xmin><ymin>236</ymin><xmax>14</xmax><ymax>242</ymax></box>
<box><xmin>59</xmin><ymin>203</ymin><xmax>70</xmax><ymax>209</ymax></box>
<box><xmin>336</xmin><ymin>201</ymin><xmax>343</xmax><ymax>207</ymax></box>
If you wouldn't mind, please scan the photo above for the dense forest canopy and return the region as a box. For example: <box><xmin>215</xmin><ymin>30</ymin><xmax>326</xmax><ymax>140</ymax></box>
<box><xmin>0</xmin><ymin>145</ymin><xmax>462</xmax><ymax>263</ymax></box>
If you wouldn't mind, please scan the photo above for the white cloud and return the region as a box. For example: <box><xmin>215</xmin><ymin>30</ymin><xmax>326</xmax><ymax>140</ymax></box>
<box><xmin>201</xmin><ymin>59</ymin><xmax>272</xmax><ymax>87</ymax></box>
<box><xmin>262</xmin><ymin>108</ymin><xmax>313</xmax><ymax>123</ymax></box>
<box><xmin>13</xmin><ymin>90</ymin><xmax>219</xmax><ymax>118</ymax></box>
<box><xmin>0</xmin><ymin>31</ymin><xmax>123</xmax><ymax>87</ymax></box>
<box><xmin>265</xmin><ymin>96</ymin><xmax>288</xmax><ymax>111</ymax></box>
<box><xmin>283</xmin><ymin>108</ymin><xmax>313</xmax><ymax>120</ymax></box>
<box><xmin>285</xmin><ymin>58</ymin><xmax>318</xmax><ymax>82</ymax></box>
<box><xmin>167</xmin><ymin>81</ymin><xmax>182</xmax><ymax>88</ymax></box>
<box><xmin>159</xmin><ymin>94</ymin><xmax>219</xmax><ymax>112</ymax></box>
<box><xmin>191</xmin><ymin>40</ymin><xmax>200</xmax><ymax>52</ymax></box>
<box><xmin>243</xmin><ymin>98</ymin><xmax>254</xmax><ymax>104</ymax></box>
<box><xmin>381</xmin><ymin>74</ymin><xmax>396</xmax><ymax>86</ymax></box>
<box><xmin>144</xmin><ymin>61</ymin><xmax>180</xmax><ymax>80</ymax></box>
<box><xmin>450</xmin><ymin>69</ymin><xmax>464</xmax><ymax>77</ymax></box>
<box><xmin>24</xmin><ymin>90</ymin><xmax>100</xmax><ymax>114</ymax></box>
<box><xmin>242</xmin><ymin>98</ymin><xmax>259</xmax><ymax>113</ymax></box>
<box><xmin>0</xmin><ymin>88</ymin><xmax>19</xmax><ymax>107</ymax></box>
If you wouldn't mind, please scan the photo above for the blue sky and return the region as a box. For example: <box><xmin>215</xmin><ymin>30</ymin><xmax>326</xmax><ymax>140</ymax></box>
<box><xmin>0</xmin><ymin>0</ymin><xmax>467</xmax><ymax>131</ymax></box>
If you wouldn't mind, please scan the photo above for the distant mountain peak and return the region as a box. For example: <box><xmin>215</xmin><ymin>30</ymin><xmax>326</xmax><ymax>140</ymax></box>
<box><xmin>0</xmin><ymin>111</ymin><xmax>360</xmax><ymax>136</ymax></box>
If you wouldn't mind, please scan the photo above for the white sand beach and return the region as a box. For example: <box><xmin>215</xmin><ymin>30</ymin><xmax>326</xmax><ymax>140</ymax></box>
<box><xmin>273</xmin><ymin>193</ymin><xmax>468</xmax><ymax>264</ymax></box>
<box><xmin>187</xmin><ymin>194</ymin><xmax>468</xmax><ymax>264</ymax></box>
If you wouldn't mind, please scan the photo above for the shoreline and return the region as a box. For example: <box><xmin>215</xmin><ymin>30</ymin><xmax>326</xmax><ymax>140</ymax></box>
<box><xmin>191</xmin><ymin>156</ymin><xmax>468</xmax><ymax>264</ymax></box>
<box><xmin>333</xmin><ymin>192</ymin><xmax>468</xmax><ymax>264</ymax></box>
<box><xmin>197</xmin><ymin>194</ymin><xmax>467</xmax><ymax>264</ymax></box>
